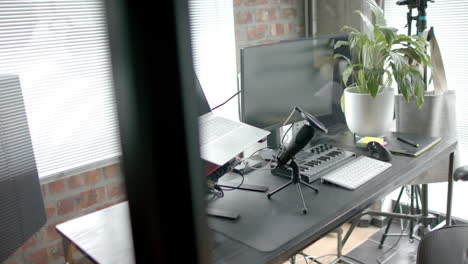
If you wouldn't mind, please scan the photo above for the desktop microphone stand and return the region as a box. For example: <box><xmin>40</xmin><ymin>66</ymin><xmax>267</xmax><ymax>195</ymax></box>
<box><xmin>268</xmin><ymin>159</ymin><xmax>318</xmax><ymax>214</ymax></box>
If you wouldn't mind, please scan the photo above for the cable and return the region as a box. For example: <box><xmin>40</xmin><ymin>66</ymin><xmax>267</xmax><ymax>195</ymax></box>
<box><xmin>248</xmin><ymin>146</ymin><xmax>281</xmax><ymax>158</ymax></box>
<box><xmin>303</xmin><ymin>253</ymin><xmax>366</xmax><ymax>264</ymax></box>
<box><xmin>210</xmin><ymin>90</ymin><xmax>241</xmax><ymax>111</ymax></box>
<box><xmin>281</xmin><ymin>122</ymin><xmax>295</xmax><ymax>145</ymax></box>
<box><xmin>219</xmin><ymin>170</ymin><xmax>245</xmax><ymax>191</ymax></box>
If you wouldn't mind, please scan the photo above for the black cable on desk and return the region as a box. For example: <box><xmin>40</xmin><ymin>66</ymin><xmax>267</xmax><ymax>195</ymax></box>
<box><xmin>218</xmin><ymin>170</ymin><xmax>244</xmax><ymax>191</ymax></box>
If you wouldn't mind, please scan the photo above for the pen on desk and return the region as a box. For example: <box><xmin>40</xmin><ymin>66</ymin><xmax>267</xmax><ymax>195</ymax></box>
<box><xmin>397</xmin><ymin>136</ymin><xmax>419</xmax><ymax>148</ymax></box>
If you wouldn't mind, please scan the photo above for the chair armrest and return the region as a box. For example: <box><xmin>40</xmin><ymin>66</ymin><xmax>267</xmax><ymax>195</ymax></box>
<box><xmin>453</xmin><ymin>166</ymin><xmax>468</xmax><ymax>181</ymax></box>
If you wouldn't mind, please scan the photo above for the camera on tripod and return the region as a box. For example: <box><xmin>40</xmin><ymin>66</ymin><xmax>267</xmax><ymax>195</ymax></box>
<box><xmin>396</xmin><ymin>0</ymin><xmax>433</xmax><ymax>9</ymax></box>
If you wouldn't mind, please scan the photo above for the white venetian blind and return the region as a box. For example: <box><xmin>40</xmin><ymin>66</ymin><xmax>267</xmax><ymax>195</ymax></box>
<box><xmin>384</xmin><ymin>0</ymin><xmax>468</xmax><ymax>220</ymax></box>
<box><xmin>188</xmin><ymin>0</ymin><xmax>239</xmax><ymax>120</ymax></box>
<box><xmin>0</xmin><ymin>0</ymin><xmax>120</xmax><ymax>178</ymax></box>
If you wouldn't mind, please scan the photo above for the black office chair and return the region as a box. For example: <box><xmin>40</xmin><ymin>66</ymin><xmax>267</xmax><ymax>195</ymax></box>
<box><xmin>416</xmin><ymin>166</ymin><xmax>468</xmax><ymax>264</ymax></box>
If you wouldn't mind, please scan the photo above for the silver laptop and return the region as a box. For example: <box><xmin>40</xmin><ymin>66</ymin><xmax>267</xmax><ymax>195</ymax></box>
<box><xmin>195</xmin><ymin>74</ymin><xmax>270</xmax><ymax>165</ymax></box>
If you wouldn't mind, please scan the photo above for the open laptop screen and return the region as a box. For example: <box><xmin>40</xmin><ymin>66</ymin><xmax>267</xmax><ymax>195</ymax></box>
<box><xmin>194</xmin><ymin>73</ymin><xmax>221</xmax><ymax>174</ymax></box>
<box><xmin>194</xmin><ymin>73</ymin><xmax>211</xmax><ymax>116</ymax></box>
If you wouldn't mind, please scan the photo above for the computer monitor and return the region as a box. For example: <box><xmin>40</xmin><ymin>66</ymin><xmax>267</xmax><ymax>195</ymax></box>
<box><xmin>240</xmin><ymin>34</ymin><xmax>350</xmax><ymax>133</ymax></box>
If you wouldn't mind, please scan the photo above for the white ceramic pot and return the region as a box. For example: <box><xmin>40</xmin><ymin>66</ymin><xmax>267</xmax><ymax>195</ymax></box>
<box><xmin>344</xmin><ymin>87</ymin><xmax>395</xmax><ymax>137</ymax></box>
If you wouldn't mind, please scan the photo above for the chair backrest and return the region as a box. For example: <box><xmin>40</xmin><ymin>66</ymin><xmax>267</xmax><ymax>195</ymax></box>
<box><xmin>0</xmin><ymin>74</ymin><xmax>46</xmax><ymax>262</ymax></box>
<box><xmin>417</xmin><ymin>225</ymin><xmax>468</xmax><ymax>264</ymax></box>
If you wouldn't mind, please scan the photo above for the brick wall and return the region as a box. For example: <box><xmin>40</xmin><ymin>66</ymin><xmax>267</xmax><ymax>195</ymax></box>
<box><xmin>233</xmin><ymin>0</ymin><xmax>305</xmax><ymax>69</ymax></box>
<box><xmin>4</xmin><ymin>163</ymin><xmax>126</xmax><ymax>264</ymax></box>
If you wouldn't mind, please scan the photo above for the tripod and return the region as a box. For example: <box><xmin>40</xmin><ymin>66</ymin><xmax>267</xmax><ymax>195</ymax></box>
<box><xmin>378</xmin><ymin>185</ymin><xmax>430</xmax><ymax>247</ymax></box>
<box><xmin>268</xmin><ymin>159</ymin><xmax>318</xmax><ymax>214</ymax></box>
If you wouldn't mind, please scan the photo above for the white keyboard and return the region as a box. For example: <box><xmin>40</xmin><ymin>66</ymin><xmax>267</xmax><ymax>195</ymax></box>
<box><xmin>321</xmin><ymin>156</ymin><xmax>392</xmax><ymax>190</ymax></box>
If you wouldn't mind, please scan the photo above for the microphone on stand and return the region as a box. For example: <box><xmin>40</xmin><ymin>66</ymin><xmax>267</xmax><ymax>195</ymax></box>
<box><xmin>276</xmin><ymin>107</ymin><xmax>328</xmax><ymax>167</ymax></box>
<box><xmin>277</xmin><ymin>124</ymin><xmax>315</xmax><ymax>167</ymax></box>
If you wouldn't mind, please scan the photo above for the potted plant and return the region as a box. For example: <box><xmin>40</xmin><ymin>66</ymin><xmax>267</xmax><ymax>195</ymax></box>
<box><xmin>334</xmin><ymin>0</ymin><xmax>431</xmax><ymax>137</ymax></box>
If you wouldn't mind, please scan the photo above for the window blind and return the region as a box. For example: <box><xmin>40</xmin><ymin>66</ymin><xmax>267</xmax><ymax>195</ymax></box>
<box><xmin>188</xmin><ymin>0</ymin><xmax>239</xmax><ymax>120</ymax></box>
<box><xmin>384</xmin><ymin>0</ymin><xmax>468</xmax><ymax>220</ymax></box>
<box><xmin>0</xmin><ymin>0</ymin><xmax>120</xmax><ymax>178</ymax></box>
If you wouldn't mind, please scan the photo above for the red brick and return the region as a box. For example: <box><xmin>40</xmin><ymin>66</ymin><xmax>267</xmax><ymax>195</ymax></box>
<box><xmin>57</xmin><ymin>196</ymin><xmax>77</xmax><ymax>216</ymax></box>
<box><xmin>79</xmin><ymin>187</ymin><xmax>106</xmax><ymax>209</ymax></box>
<box><xmin>67</xmin><ymin>174</ymin><xmax>85</xmax><ymax>189</ymax></box>
<box><xmin>235</xmin><ymin>11</ymin><xmax>252</xmax><ymax>24</ymax></box>
<box><xmin>247</xmin><ymin>24</ymin><xmax>268</xmax><ymax>40</ymax></box>
<box><xmin>255</xmin><ymin>8</ymin><xmax>279</xmax><ymax>22</ymax></box>
<box><xmin>48</xmin><ymin>179</ymin><xmax>65</xmax><ymax>194</ymax></box>
<box><xmin>234</xmin><ymin>0</ymin><xmax>243</xmax><ymax>5</ymax></box>
<box><xmin>245</xmin><ymin>0</ymin><xmax>268</xmax><ymax>6</ymax></box>
<box><xmin>45</xmin><ymin>202</ymin><xmax>56</xmax><ymax>219</ymax></box>
<box><xmin>25</xmin><ymin>248</ymin><xmax>48</xmax><ymax>264</ymax></box>
<box><xmin>44</xmin><ymin>224</ymin><xmax>61</xmax><ymax>241</ymax></box>
<box><xmin>271</xmin><ymin>24</ymin><xmax>284</xmax><ymax>36</ymax></box>
<box><xmin>104</xmin><ymin>163</ymin><xmax>120</xmax><ymax>178</ymax></box>
<box><xmin>282</xmin><ymin>8</ymin><xmax>297</xmax><ymax>19</ymax></box>
<box><xmin>96</xmin><ymin>187</ymin><xmax>106</xmax><ymax>204</ymax></box>
<box><xmin>84</xmin><ymin>169</ymin><xmax>100</xmax><ymax>185</ymax></box>
<box><xmin>107</xmin><ymin>182</ymin><xmax>126</xmax><ymax>199</ymax></box>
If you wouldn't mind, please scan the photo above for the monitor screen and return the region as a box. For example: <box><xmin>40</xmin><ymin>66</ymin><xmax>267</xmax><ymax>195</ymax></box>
<box><xmin>240</xmin><ymin>35</ymin><xmax>350</xmax><ymax>131</ymax></box>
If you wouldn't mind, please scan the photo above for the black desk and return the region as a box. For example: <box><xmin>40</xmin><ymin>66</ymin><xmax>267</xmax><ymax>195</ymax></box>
<box><xmin>56</xmin><ymin>129</ymin><xmax>456</xmax><ymax>264</ymax></box>
<box><xmin>208</xmin><ymin>130</ymin><xmax>456</xmax><ymax>264</ymax></box>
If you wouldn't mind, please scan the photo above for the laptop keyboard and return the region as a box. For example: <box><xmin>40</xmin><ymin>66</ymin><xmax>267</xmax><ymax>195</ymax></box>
<box><xmin>199</xmin><ymin>116</ymin><xmax>242</xmax><ymax>147</ymax></box>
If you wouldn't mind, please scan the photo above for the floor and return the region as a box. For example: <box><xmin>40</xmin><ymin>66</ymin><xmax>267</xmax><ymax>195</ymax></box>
<box><xmin>286</xmin><ymin>220</ymin><xmax>420</xmax><ymax>264</ymax></box>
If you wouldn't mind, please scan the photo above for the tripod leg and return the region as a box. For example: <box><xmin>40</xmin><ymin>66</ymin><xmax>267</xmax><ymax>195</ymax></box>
<box><xmin>300</xmin><ymin>180</ymin><xmax>319</xmax><ymax>193</ymax></box>
<box><xmin>410</xmin><ymin>185</ymin><xmax>415</xmax><ymax>242</ymax></box>
<box><xmin>379</xmin><ymin>186</ymin><xmax>405</xmax><ymax>248</ymax></box>
<box><xmin>296</xmin><ymin>184</ymin><xmax>308</xmax><ymax>214</ymax></box>
<box><xmin>268</xmin><ymin>181</ymin><xmax>292</xmax><ymax>199</ymax></box>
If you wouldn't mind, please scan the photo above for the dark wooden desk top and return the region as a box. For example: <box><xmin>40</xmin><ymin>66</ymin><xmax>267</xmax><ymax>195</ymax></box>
<box><xmin>210</xmin><ymin>130</ymin><xmax>457</xmax><ymax>264</ymax></box>
<box><xmin>56</xmin><ymin>202</ymin><xmax>135</xmax><ymax>264</ymax></box>
<box><xmin>56</xmin><ymin>129</ymin><xmax>457</xmax><ymax>264</ymax></box>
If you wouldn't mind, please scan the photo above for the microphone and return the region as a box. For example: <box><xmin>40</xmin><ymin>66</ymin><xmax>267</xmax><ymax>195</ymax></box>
<box><xmin>295</xmin><ymin>107</ymin><xmax>328</xmax><ymax>133</ymax></box>
<box><xmin>277</xmin><ymin>124</ymin><xmax>315</xmax><ymax>167</ymax></box>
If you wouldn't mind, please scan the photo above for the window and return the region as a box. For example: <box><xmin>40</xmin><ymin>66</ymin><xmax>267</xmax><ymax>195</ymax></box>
<box><xmin>188</xmin><ymin>0</ymin><xmax>239</xmax><ymax>120</ymax></box>
<box><xmin>0</xmin><ymin>1</ymin><xmax>120</xmax><ymax>178</ymax></box>
<box><xmin>384</xmin><ymin>0</ymin><xmax>468</xmax><ymax>220</ymax></box>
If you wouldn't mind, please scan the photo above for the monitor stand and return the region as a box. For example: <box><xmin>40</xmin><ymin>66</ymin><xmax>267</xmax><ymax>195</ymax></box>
<box><xmin>267</xmin><ymin>128</ymin><xmax>282</xmax><ymax>148</ymax></box>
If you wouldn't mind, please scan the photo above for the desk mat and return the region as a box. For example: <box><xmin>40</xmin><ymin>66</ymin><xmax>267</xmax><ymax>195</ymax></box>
<box><xmin>207</xmin><ymin>173</ymin><xmax>337</xmax><ymax>252</ymax></box>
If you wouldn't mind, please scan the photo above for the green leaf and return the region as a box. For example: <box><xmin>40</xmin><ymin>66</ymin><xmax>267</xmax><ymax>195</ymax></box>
<box><xmin>357</xmin><ymin>69</ymin><xmax>367</xmax><ymax>93</ymax></box>
<box><xmin>393</xmin><ymin>48</ymin><xmax>422</xmax><ymax>64</ymax></box>
<box><xmin>393</xmin><ymin>66</ymin><xmax>411</xmax><ymax>103</ymax></box>
<box><xmin>333</xmin><ymin>53</ymin><xmax>352</xmax><ymax>65</ymax></box>
<box><xmin>377</xmin><ymin>25</ymin><xmax>398</xmax><ymax>46</ymax></box>
<box><xmin>408</xmin><ymin>66</ymin><xmax>426</xmax><ymax>108</ymax></box>
<box><xmin>364</xmin><ymin>68</ymin><xmax>385</xmax><ymax>97</ymax></box>
<box><xmin>389</xmin><ymin>51</ymin><xmax>407</xmax><ymax>72</ymax></box>
<box><xmin>342</xmin><ymin>64</ymin><xmax>362</xmax><ymax>86</ymax></box>
<box><xmin>354</xmin><ymin>10</ymin><xmax>374</xmax><ymax>33</ymax></box>
<box><xmin>339</xmin><ymin>25</ymin><xmax>360</xmax><ymax>33</ymax></box>
<box><xmin>383</xmin><ymin>69</ymin><xmax>393</xmax><ymax>91</ymax></box>
<box><xmin>334</xmin><ymin>40</ymin><xmax>349</xmax><ymax>50</ymax></box>
<box><xmin>367</xmin><ymin>0</ymin><xmax>386</xmax><ymax>26</ymax></box>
